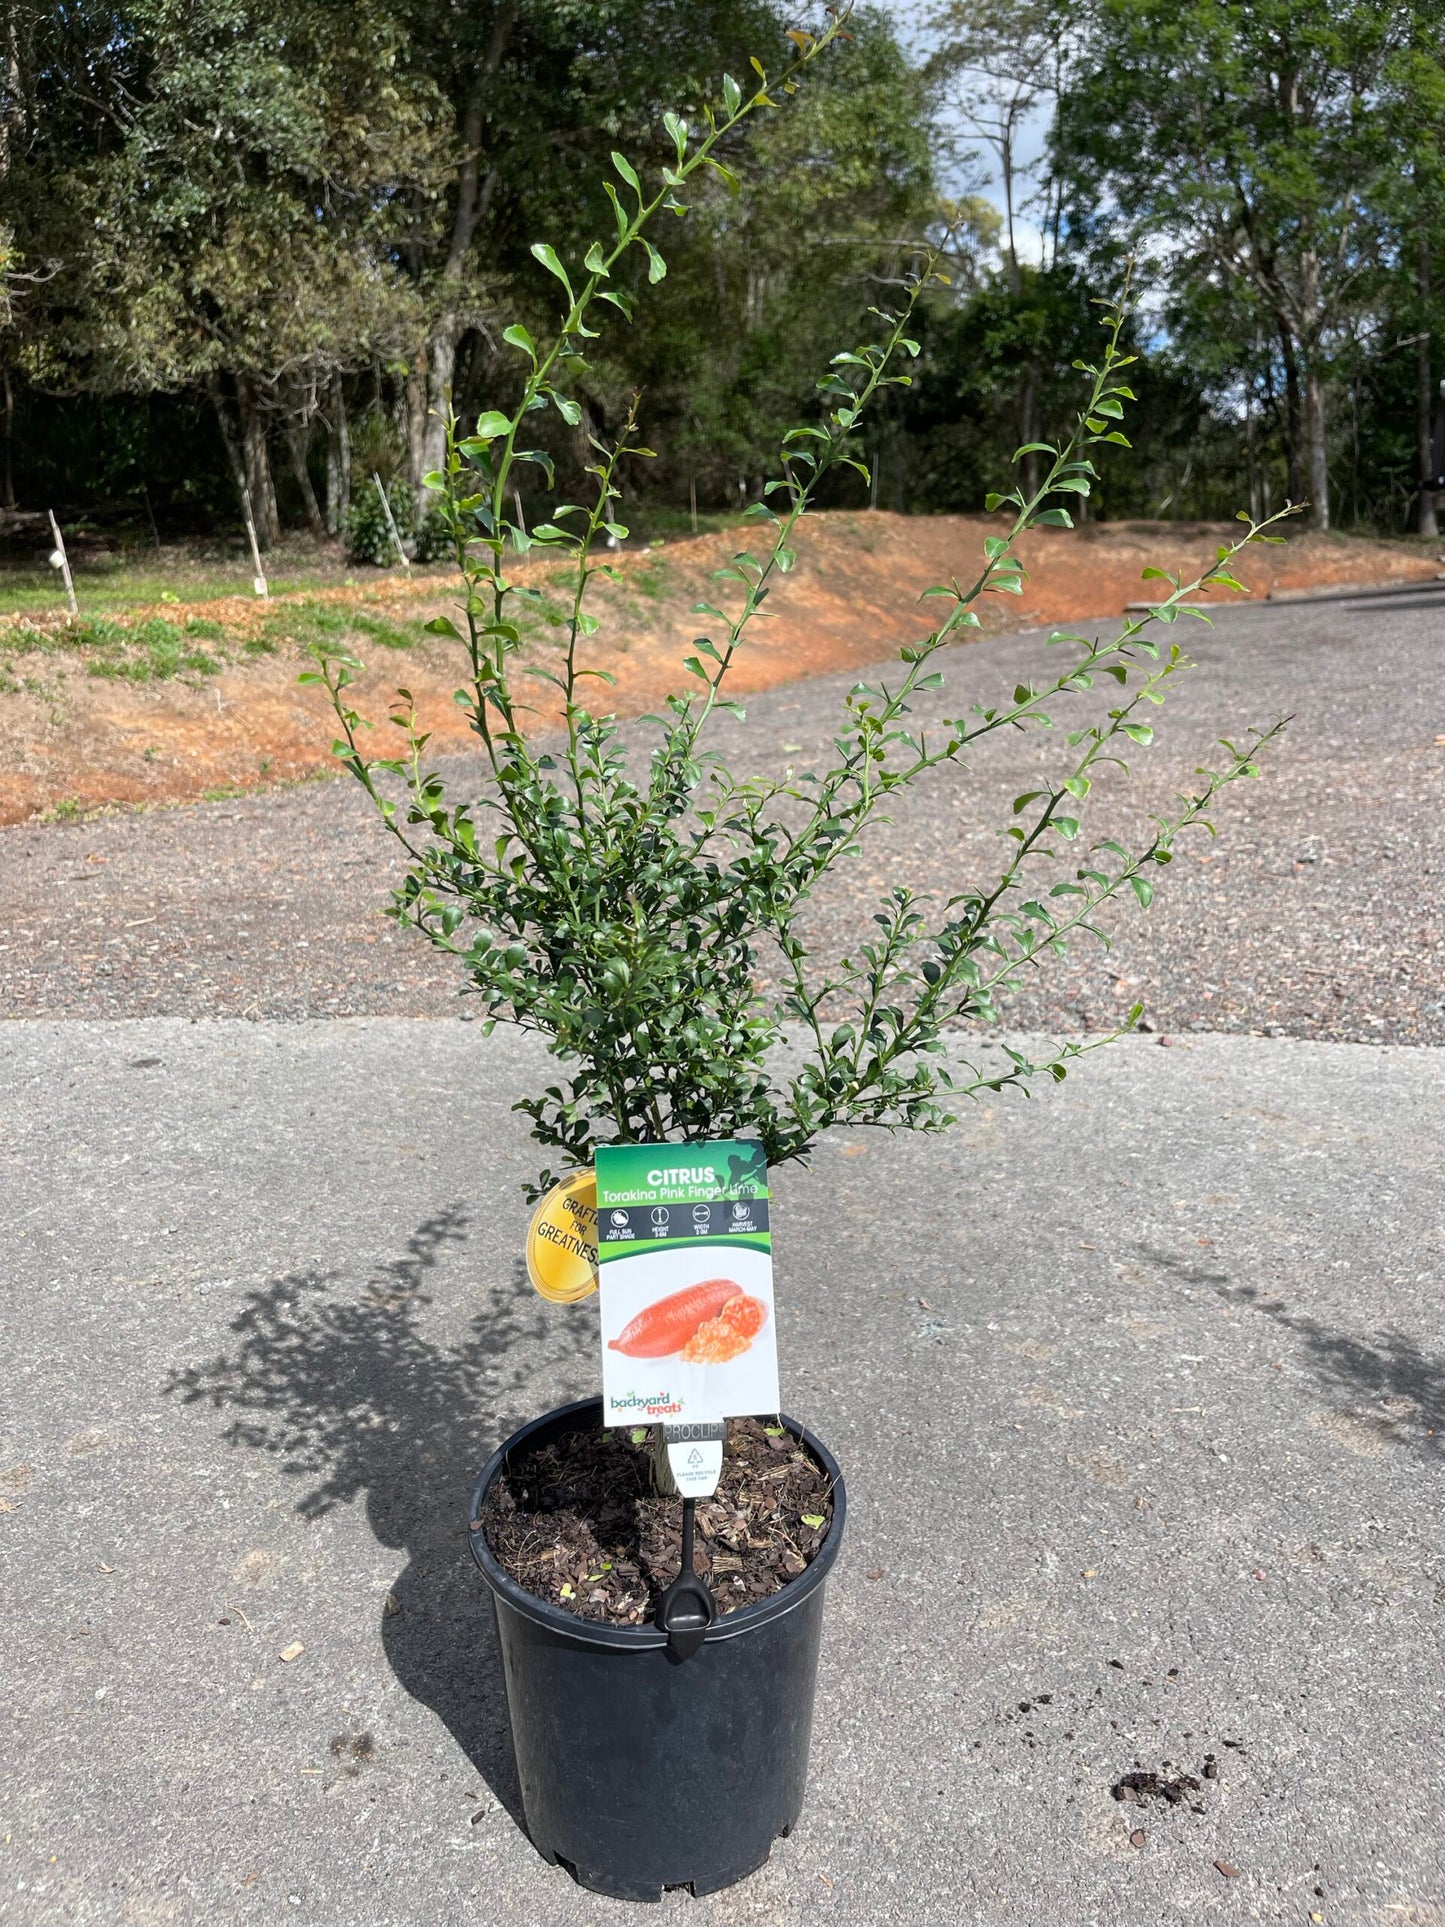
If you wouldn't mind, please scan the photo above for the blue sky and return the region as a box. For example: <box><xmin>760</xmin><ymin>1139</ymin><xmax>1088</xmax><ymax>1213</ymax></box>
<box><xmin>870</xmin><ymin>0</ymin><xmax>1056</xmax><ymax>261</ymax></box>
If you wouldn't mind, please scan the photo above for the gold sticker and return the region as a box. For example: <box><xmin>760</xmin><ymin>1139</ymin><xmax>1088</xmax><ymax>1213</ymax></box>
<box><xmin>525</xmin><ymin>1169</ymin><xmax>599</xmax><ymax>1304</ymax></box>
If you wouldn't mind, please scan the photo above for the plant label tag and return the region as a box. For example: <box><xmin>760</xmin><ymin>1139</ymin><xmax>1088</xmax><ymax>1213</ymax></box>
<box><xmin>595</xmin><ymin>1139</ymin><xmax>779</xmax><ymax>1427</ymax></box>
<box><xmin>664</xmin><ymin>1422</ymin><xmax>726</xmax><ymax>1499</ymax></box>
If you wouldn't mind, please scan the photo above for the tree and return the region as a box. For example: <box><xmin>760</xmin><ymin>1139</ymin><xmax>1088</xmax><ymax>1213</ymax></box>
<box><xmin>83</xmin><ymin>1</ymin><xmax>444</xmax><ymax>545</ymax></box>
<box><xmin>581</xmin><ymin>4</ymin><xmax>942</xmax><ymax>512</ymax></box>
<box><xmin>1</xmin><ymin>0</ymin><xmax>444</xmax><ymax>542</ymax></box>
<box><xmin>925</xmin><ymin>0</ymin><xmax>1083</xmax><ymax>497</ymax></box>
<box><xmin>386</xmin><ymin>0</ymin><xmax>801</xmax><ymax>486</ymax></box>
<box><xmin>1384</xmin><ymin>2</ymin><xmax>1445</xmax><ymax>535</ymax></box>
<box><xmin>1054</xmin><ymin>0</ymin><xmax>1407</xmax><ymax>529</ymax></box>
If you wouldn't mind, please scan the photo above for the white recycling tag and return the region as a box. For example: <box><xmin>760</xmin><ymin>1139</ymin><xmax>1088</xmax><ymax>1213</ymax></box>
<box><xmin>664</xmin><ymin>1421</ymin><xmax>726</xmax><ymax>1499</ymax></box>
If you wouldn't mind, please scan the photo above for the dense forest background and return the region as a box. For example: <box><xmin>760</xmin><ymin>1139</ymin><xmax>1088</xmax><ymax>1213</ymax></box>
<box><xmin>3</xmin><ymin>0</ymin><xmax>1443</xmax><ymax>545</ymax></box>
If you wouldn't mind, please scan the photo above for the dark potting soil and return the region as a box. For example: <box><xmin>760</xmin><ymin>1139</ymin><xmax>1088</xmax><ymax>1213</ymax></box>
<box><xmin>478</xmin><ymin>1416</ymin><xmax>834</xmax><ymax>1626</ymax></box>
<box><xmin>1111</xmin><ymin>1766</ymin><xmax>1208</xmax><ymax>1813</ymax></box>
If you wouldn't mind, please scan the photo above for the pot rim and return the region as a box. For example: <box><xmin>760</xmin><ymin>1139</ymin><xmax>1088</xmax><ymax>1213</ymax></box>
<box><xmin>468</xmin><ymin>1396</ymin><xmax>846</xmax><ymax>1651</ymax></box>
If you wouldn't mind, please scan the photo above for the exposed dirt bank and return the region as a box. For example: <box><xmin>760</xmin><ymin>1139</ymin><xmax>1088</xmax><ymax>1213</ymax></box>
<box><xmin>0</xmin><ymin>511</ymin><xmax>1436</xmax><ymax>823</ymax></box>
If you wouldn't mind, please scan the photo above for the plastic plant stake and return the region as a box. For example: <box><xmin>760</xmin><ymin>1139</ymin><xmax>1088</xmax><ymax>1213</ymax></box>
<box><xmin>47</xmin><ymin>510</ymin><xmax>77</xmax><ymax>615</ymax></box>
<box><xmin>663</xmin><ymin>1420</ymin><xmax>726</xmax><ymax>1499</ymax></box>
<box><xmin>240</xmin><ymin>487</ymin><xmax>268</xmax><ymax>598</ymax></box>
<box><xmin>654</xmin><ymin>1494</ymin><xmax>716</xmax><ymax>1660</ymax></box>
<box><xmin>373</xmin><ymin>471</ymin><xmax>411</xmax><ymax>570</ymax></box>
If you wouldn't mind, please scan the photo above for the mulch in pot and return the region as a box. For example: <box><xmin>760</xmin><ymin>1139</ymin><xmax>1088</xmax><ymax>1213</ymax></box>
<box><xmin>478</xmin><ymin>1415</ymin><xmax>834</xmax><ymax>1626</ymax></box>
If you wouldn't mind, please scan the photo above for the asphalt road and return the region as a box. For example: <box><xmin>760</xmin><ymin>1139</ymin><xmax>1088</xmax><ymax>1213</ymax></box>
<box><xmin>2</xmin><ymin>587</ymin><xmax>1442</xmax><ymax>1044</ymax></box>
<box><xmin>2</xmin><ymin>1018</ymin><xmax>1442</xmax><ymax>1925</ymax></box>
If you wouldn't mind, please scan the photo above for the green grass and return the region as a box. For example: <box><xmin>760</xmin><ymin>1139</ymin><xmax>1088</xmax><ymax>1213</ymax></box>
<box><xmin>350</xmin><ymin>610</ymin><xmax>417</xmax><ymax>650</ymax></box>
<box><xmin>0</xmin><ymin>535</ymin><xmax>672</xmax><ymax>702</ymax></box>
<box><xmin>75</xmin><ymin>616</ymin><xmax>222</xmax><ymax>684</ymax></box>
<box><xmin>0</xmin><ymin>592</ymin><xmax>438</xmax><ymax>694</ymax></box>
<box><xmin>0</xmin><ymin>532</ymin><xmax>462</xmax><ymax>621</ymax></box>
<box><xmin>0</xmin><ymin>513</ymin><xmax>746</xmax><ymax>622</ymax></box>
<box><xmin>630</xmin><ymin>563</ymin><xmax>669</xmax><ymax>599</ymax></box>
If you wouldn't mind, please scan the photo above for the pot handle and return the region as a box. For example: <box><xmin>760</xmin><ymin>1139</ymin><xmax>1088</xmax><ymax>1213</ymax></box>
<box><xmin>655</xmin><ymin>1496</ymin><xmax>717</xmax><ymax>1660</ymax></box>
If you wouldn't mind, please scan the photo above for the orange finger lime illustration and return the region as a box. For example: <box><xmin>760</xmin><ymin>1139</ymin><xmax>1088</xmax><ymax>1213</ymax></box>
<box><xmin>679</xmin><ymin>1293</ymin><xmax>768</xmax><ymax>1364</ymax></box>
<box><xmin>607</xmin><ymin>1279</ymin><xmax>768</xmax><ymax>1361</ymax></box>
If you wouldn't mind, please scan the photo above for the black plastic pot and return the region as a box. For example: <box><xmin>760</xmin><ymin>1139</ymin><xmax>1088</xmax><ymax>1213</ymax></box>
<box><xmin>468</xmin><ymin>1397</ymin><xmax>846</xmax><ymax>1901</ymax></box>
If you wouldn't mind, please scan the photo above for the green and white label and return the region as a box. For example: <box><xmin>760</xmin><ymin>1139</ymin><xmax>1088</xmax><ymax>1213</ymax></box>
<box><xmin>595</xmin><ymin>1139</ymin><xmax>779</xmax><ymax>1427</ymax></box>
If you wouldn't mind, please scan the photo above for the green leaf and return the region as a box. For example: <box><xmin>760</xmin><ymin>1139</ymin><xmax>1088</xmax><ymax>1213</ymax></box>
<box><xmin>530</xmin><ymin>241</ymin><xmax>574</xmax><ymax>296</ymax></box>
<box><xmin>1129</xmin><ymin>875</ymin><xmax>1155</xmax><ymax>909</ymax></box>
<box><xmin>471</xmin><ymin>410</ymin><xmax>513</xmax><ymax>441</ymax></box>
<box><xmin>502</xmin><ymin>323</ymin><xmax>536</xmax><ymax>357</ymax></box>
<box><xmin>424</xmin><ymin>616</ymin><xmax>463</xmax><ymax>640</ymax></box>
<box><xmin>640</xmin><ymin>239</ymin><xmax>667</xmax><ymax>283</ymax></box>
<box><xmin>612</xmin><ymin>150</ymin><xmax>641</xmax><ymax>194</ymax></box>
<box><xmin>800</xmin><ymin>1513</ymin><xmax>825</xmax><ymax>1530</ymax></box>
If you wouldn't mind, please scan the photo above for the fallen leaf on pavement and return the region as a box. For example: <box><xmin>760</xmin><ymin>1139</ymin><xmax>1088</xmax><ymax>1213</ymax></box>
<box><xmin>1214</xmin><ymin>1859</ymin><xmax>1241</xmax><ymax>1878</ymax></box>
<box><xmin>278</xmin><ymin>1641</ymin><xmax>305</xmax><ymax>1664</ymax></box>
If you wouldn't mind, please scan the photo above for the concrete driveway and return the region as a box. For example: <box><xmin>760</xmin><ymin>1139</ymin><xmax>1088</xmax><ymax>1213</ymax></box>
<box><xmin>2</xmin><ymin>1017</ymin><xmax>1442</xmax><ymax>1924</ymax></box>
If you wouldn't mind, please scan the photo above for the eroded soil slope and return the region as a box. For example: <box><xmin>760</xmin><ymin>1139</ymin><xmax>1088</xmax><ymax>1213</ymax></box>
<box><xmin>1</xmin><ymin>512</ymin><xmax>1436</xmax><ymax>822</ymax></box>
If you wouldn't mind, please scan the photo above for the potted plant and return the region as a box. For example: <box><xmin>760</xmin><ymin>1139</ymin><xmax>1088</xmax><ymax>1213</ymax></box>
<box><xmin>305</xmin><ymin>19</ymin><xmax>1285</xmax><ymax>1901</ymax></box>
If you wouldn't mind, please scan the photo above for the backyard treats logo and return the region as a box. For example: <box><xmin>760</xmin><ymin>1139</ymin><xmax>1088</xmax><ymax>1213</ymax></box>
<box><xmin>608</xmin><ymin>1389</ymin><xmax>683</xmax><ymax>1418</ymax></box>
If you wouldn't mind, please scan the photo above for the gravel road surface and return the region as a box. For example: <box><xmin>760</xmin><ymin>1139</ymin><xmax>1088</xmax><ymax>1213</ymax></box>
<box><xmin>2</xmin><ymin>588</ymin><xmax>1441</xmax><ymax>1042</ymax></box>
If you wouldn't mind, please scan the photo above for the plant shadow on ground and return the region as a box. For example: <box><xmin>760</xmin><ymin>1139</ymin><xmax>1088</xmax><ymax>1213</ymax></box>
<box><xmin>1138</xmin><ymin>1242</ymin><xmax>1444</xmax><ymax>1458</ymax></box>
<box><xmin>165</xmin><ymin>1205</ymin><xmax>594</xmax><ymax>1829</ymax></box>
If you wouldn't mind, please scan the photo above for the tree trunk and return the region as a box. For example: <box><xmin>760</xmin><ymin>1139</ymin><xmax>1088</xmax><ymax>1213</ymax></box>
<box><xmin>413</xmin><ymin>6</ymin><xmax>514</xmax><ymax>484</ymax></box>
<box><xmin>206</xmin><ymin>373</ymin><xmax>247</xmax><ymax>501</ymax></box>
<box><xmin>1277</xmin><ymin>328</ymin><xmax>1305</xmax><ymax>506</ymax></box>
<box><xmin>235</xmin><ymin>375</ymin><xmax>280</xmax><ymax>548</ymax></box>
<box><xmin>324</xmin><ymin>374</ymin><xmax>350</xmax><ymax>536</ymax></box>
<box><xmin>403</xmin><ymin>365</ymin><xmax>427</xmax><ymax>490</ymax></box>
<box><xmin>2</xmin><ymin>368</ymin><xmax>14</xmax><ymax>509</ymax></box>
<box><xmin>1303</xmin><ymin>365</ymin><xmax>1329</xmax><ymax>530</ymax></box>
<box><xmin>283</xmin><ymin>412</ymin><xmax>326</xmax><ymax>538</ymax></box>
<box><xmin>1419</xmin><ymin>234</ymin><xmax>1438</xmax><ymax>539</ymax></box>
<box><xmin>1018</xmin><ymin>364</ymin><xmax>1039</xmax><ymax>500</ymax></box>
<box><xmin>421</xmin><ymin>312</ymin><xmax>460</xmax><ymax>482</ymax></box>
